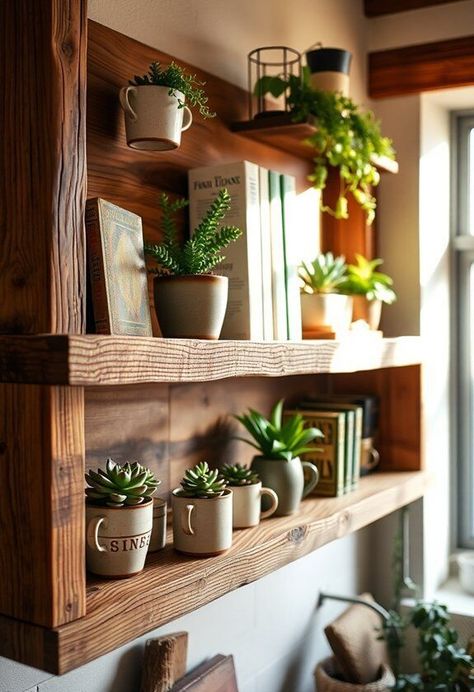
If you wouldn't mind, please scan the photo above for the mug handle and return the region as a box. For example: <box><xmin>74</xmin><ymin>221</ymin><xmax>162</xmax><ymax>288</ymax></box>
<box><xmin>86</xmin><ymin>516</ymin><xmax>106</xmax><ymax>553</ymax></box>
<box><xmin>367</xmin><ymin>447</ymin><xmax>380</xmax><ymax>470</ymax></box>
<box><xmin>181</xmin><ymin>504</ymin><xmax>195</xmax><ymax>535</ymax></box>
<box><xmin>181</xmin><ymin>105</ymin><xmax>193</xmax><ymax>132</ymax></box>
<box><xmin>260</xmin><ymin>487</ymin><xmax>279</xmax><ymax>520</ymax></box>
<box><xmin>301</xmin><ymin>461</ymin><xmax>319</xmax><ymax>498</ymax></box>
<box><xmin>119</xmin><ymin>86</ymin><xmax>138</xmax><ymax>121</ymax></box>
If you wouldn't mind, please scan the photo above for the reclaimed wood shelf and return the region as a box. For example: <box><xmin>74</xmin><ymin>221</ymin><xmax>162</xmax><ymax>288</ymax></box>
<box><xmin>0</xmin><ymin>334</ymin><xmax>421</xmax><ymax>385</ymax></box>
<box><xmin>0</xmin><ymin>470</ymin><xmax>430</xmax><ymax>674</ymax></box>
<box><xmin>231</xmin><ymin>115</ymin><xmax>399</xmax><ymax>174</ymax></box>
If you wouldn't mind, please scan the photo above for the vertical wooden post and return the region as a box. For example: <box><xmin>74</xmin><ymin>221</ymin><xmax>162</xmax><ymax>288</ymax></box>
<box><xmin>0</xmin><ymin>1</ymin><xmax>87</xmax><ymax>626</ymax></box>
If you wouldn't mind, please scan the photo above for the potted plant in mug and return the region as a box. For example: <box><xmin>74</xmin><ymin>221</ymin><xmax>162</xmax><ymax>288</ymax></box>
<box><xmin>85</xmin><ymin>459</ymin><xmax>160</xmax><ymax>578</ymax></box>
<box><xmin>172</xmin><ymin>461</ymin><xmax>233</xmax><ymax>556</ymax></box>
<box><xmin>120</xmin><ymin>61</ymin><xmax>215</xmax><ymax>150</ymax></box>
<box><xmin>235</xmin><ymin>399</ymin><xmax>322</xmax><ymax>516</ymax></box>
<box><xmin>299</xmin><ymin>252</ymin><xmax>353</xmax><ymax>334</ymax></box>
<box><xmin>340</xmin><ymin>254</ymin><xmax>396</xmax><ymax>330</ymax></box>
<box><xmin>220</xmin><ymin>463</ymin><xmax>279</xmax><ymax>528</ymax></box>
<box><xmin>145</xmin><ymin>188</ymin><xmax>242</xmax><ymax>339</ymax></box>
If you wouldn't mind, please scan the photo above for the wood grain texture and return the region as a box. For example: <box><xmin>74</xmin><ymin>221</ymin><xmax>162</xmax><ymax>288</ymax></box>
<box><xmin>171</xmin><ymin>654</ymin><xmax>238</xmax><ymax>691</ymax></box>
<box><xmin>0</xmin><ymin>334</ymin><xmax>423</xmax><ymax>386</ymax></box>
<box><xmin>364</xmin><ymin>0</ymin><xmax>466</xmax><ymax>17</ymax></box>
<box><xmin>369</xmin><ymin>35</ymin><xmax>474</xmax><ymax>98</ymax></box>
<box><xmin>0</xmin><ymin>384</ymin><xmax>86</xmax><ymax>627</ymax></box>
<box><xmin>141</xmin><ymin>632</ymin><xmax>188</xmax><ymax>692</ymax></box>
<box><xmin>0</xmin><ymin>0</ymin><xmax>87</xmax><ymax>334</ymax></box>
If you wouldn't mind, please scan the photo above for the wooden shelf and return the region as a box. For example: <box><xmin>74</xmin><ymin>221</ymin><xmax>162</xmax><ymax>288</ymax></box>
<box><xmin>0</xmin><ymin>471</ymin><xmax>430</xmax><ymax>674</ymax></box>
<box><xmin>231</xmin><ymin>115</ymin><xmax>399</xmax><ymax>174</ymax></box>
<box><xmin>0</xmin><ymin>334</ymin><xmax>421</xmax><ymax>385</ymax></box>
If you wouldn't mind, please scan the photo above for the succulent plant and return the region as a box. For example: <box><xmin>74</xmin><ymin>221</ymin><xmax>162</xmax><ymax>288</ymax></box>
<box><xmin>220</xmin><ymin>463</ymin><xmax>260</xmax><ymax>486</ymax></box>
<box><xmin>299</xmin><ymin>252</ymin><xmax>348</xmax><ymax>295</ymax></box>
<box><xmin>85</xmin><ymin>458</ymin><xmax>160</xmax><ymax>508</ymax></box>
<box><xmin>340</xmin><ymin>254</ymin><xmax>396</xmax><ymax>304</ymax></box>
<box><xmin>179</xmin><ymin>461</ymin><xmax>227</xmax><ymax>498</ymax></box>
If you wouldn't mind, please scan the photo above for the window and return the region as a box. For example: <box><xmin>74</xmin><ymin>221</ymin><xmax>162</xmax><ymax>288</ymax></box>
<box><xmin>454</xmin><ymin>112</ymin><xmax>474</xmax><ymax>548</ymax></box>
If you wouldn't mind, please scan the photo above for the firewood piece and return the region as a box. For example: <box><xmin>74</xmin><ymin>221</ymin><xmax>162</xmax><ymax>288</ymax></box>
<box><xmin>140</xmin><ymin>632</ymin><xmax>188</xmax><ymax>692</ymax></box>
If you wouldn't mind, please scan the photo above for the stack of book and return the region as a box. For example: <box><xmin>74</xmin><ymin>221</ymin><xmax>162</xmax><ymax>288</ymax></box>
<box><xmin>188</xmin><ymin>161</ymin><xmax>319</xmax><ymax>341</ymax></box>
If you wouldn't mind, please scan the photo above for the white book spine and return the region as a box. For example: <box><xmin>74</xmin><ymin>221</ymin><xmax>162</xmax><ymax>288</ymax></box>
<box><xmin>280</xmin><ymin>174</ymin><xmax>302</xmax><ymax>340</ymax></box>
<box><xmin>188</xmin><ymin>161</ymin><xmax>264</xmax><ymax>340</ymax></box>
<box><xmin>268</xmin><ymin>170</ymin><xmax>288</xmax><ymax>340</ymax></box>
<box><xmin>258</xmin><ymin>166</ymin><xmax>274</xmax><ymax>340</ymax></box>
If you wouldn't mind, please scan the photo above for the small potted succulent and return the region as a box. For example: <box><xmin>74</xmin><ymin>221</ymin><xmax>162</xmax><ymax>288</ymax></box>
<box><xmin>235</xmin><ymin>400</ymin><xmax>321</xmax><ymax>516</ymax></box>
<box><xmin>220</xmin><ymin>463</ymin><xmax>278</xmax><ymax>528</ymax></box>
<box><xmin>340</xmin><ymin>254</ymin><xmax>396</xmax><ymax>330</ymax></box>
<box><xmin>119</xmin><ymin>61</ymin><xmax>215</xmax><ymax>150</ymax></box>
<box><xmin>172</xmin><ymin>461</ymin><xmax>233</xmax><ymax>556</ymax></box>
<box><xmin>85</xmin><ymin>458</ymin><xmax>160</xmax><ymax>577</ymax></box>
<box><xmin>145</xmin><ymin>188</ymin><xmax>242</xmax><ymax>339</ymax></box>
<box><xmin>299</xmin><ymin>252</ymin><xmax>353</xmax><ymax>334</ymax></box>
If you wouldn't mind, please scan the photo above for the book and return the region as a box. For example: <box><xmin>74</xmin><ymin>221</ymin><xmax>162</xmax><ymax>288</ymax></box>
<box><xmin>285</xmin><ymin>409</ymin><xmax>346</xmax><ymax>497</ymax></box>
<box><xmin>188</xmin><ymin>162</ymin><xmax>264</xmax><ymax>340</ymax></box>
<box><xmin>280</xmin><ymin>173</ymin><xmax>302</xmax><ymax>340</ymax></box>
<box><xmin>85</xmin><ymin>198</ymin><xmax>152</xmax><ymax>336</ymax></box>
<box><xmin>268</xmin><ymin>170</ymin><xmax>288</xmax><ymax>340</ymax></box>
<box><xmin>258</xmin><ymin>166</ymin><xmax>274</xmax><ymax>340</ymax></box>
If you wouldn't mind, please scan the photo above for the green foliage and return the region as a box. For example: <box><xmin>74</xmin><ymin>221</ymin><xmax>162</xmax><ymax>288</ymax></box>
<box><xmin>145</xmin><ymin>188</ymin><xmax>242</xmax><ymax>276</ymax></box>
<box><xmin>254</xmin><ymin>68</ymin><xmax>396</xmax><ymax>222</ymax></box>
<box><xmin>179</xmin><ymin>461</ymin><xmax>227</xmax><ymax>498</ymax></box>
<box><xmin>220</xmin><ymin>463</ymin><xmax>260</xmax><ymax>486</ymax></box>
<box><xmin>85</xmin><ymin>458</ymin><xmax>160</xmax><ymax>508</ymax></box>
<box><xmin>340</xmin><ymin>253</ymin><xmax>396</xmax><ymax>304</ymax></box>
<box><xmin>235</xmin><ymin>399</ymin><xmax>323</xmax><ymax>462</ymax></box>
<box><xmin>130</xmin><ymin>61</ymin><xmax>215</xmax><ymax>118</ymax></box>
<box><xmin>298</xmin><ymin>252</ymin><xmax>348</xmax><ymax>295</ymax></box>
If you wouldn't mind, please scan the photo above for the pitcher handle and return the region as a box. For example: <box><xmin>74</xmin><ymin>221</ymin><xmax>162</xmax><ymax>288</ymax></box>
<box><xmin>260</xmin><ymin>487</ymin><xmax>279</xmax><ymax>520</ymax></box>
<box><xmin>301</xmin><ymin>461</ymin><xmax>319</xmax><ymax>498</ymax></box>
<box><xmin>181</xmin><ymin>105</ymin><xmax>193</xmax><ymax>132</ymax></box>
<box><xmin>119</xmin><ymin>86</ymin><xmax>138</xmax><ymax>121</ymax></box>
<box><xmin>86</xmin><ymin>515</ymin><xmax>106</xmax><ymax>552</ymax></box>
<box><xmin>181</xmin><ymin>504</ymin><xmax>195</xmax><ymax>535</ymax></box>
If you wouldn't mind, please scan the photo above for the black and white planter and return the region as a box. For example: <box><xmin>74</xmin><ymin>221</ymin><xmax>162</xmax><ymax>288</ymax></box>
<box><xmin>305</xmin><ymin>46</ymin><xmax>352</xmax><ymax>95</ymax></box>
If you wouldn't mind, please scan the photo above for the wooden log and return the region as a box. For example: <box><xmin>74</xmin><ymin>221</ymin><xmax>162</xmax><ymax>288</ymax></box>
<box><xmin>140</xmin><ymin>632</ymin><xmax>188</xmax><ymax>692</ymax></box>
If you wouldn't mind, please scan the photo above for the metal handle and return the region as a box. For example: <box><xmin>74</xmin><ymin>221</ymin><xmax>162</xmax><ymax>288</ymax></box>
<box><xmin>260</xmin><ymin>487</ymin><xmax>279</xmax><ymax>519</ymax></box>
<box><xmin>119</xmin><ymin>86</ymin><xmax>138</xmax><ymax>121</ymax></box>
<box><xmin>86</xmin><ymin>516</ymin><xmax>106</xmax><ymax>553</ymax></box>
<box><xmin>181</xmin><ymin>504</ymin><xmax>195</xmax><ymax>536</ymax></box>
<box><xmin>301</xmin><ymin>461</ymin><xmax>319</xmax><ymax>498</ymax></box>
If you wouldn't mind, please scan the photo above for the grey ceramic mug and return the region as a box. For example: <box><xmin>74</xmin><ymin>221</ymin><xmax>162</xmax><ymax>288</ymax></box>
<box><xmin>250</xmin><ymin>456</ymin><xmax>319</xmax><ymax>516</ymax></box>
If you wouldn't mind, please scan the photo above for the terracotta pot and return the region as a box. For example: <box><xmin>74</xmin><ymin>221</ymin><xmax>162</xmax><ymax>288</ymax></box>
<box><xmin>305</xmin><ymin>47</ymin><xmax>352</xmax><ymax>96</ymax></box>
<box><xmin>119</xmin><ymin>85</ymin><xmax>192</xmax><ymax>151</ymax></box>
<box><xmin>351</xmin><ymin>296</ymin><xmax>382</xmax><ymax>330</ymax></box>
<box><xmin>171</xmin><ymin>488</ymin><xmax>233</xmax><ymax>556</ymax></box>
<box><xmin>315</xmin><ymin>657</ymin><xmax>394</xmax><ymax>692</ymax></box>
<box><xmin>231</xmin><ymin>481</ymin><xmax>278</xmax><ymax>528</ymax></box>
<box><xmin>86</xmin><ymin>500</ymin><xmax>153</xmax><ymax>578</ymax></box>
<box><xmin>148</xmin><ymin>498</ymin><xmax>167</xmax><ymax>552</ymax></box>
<box><xmin>250</xmin><ymin>456</ymin><xmax>319</xmax><ymax>516</ymax></box>
<box><xmin>154</xmin><ymin>274</ymin><xmax>228</xmax><ymax>339</ymax></box>
<box><xmin>301</xmin><ymin>293</ymin><xmax>353</xmax><ymax>333</ymax></box>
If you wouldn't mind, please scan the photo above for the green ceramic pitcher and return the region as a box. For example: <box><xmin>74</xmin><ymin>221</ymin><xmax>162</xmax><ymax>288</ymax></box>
<box><xmin>250</xmin><ymin>456</ymin><xmax>319</xmax><ymax>516</ymax></box>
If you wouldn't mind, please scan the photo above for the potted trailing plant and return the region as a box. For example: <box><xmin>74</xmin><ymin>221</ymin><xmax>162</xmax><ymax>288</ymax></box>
<box><xmin>171</xmin><ymin>461</ymin><xmax>233</xmax><ymax>556</ymax></box>
<box><xmin>305</xmin><ymin>44</ymin><xmax>352</xmax><ymax>96</ymax></box>
<box><xmin>255</xmin><ymin>68</ymin><xmax>396</xmax><ymax>222</ymax></box>
<box><xmin>340</xmin><ymin>254</ymin><xmax>396</xmax><ymax>330</ymax></box>
<box><xmin>299</xmin><ymin>252</ymin><xmax>353</xmax><ymax>333</ymax></box>
<box><xmin>85</xmin><ymin>459</ymin><xmax>160</xmax><ymax>577</ymax></box>
<box><xmin>145</xmin><ymin>188</ymin><xmax>242</xmax><ymax>339</ymax></box>
<box><xmin>119</xmin><ymin>60</ymin><xmax>215</xmax><ymax>150</ymax></box>
<box><xmin>235</xmin><ymin>399</ymin><xmax>321</xmax><ymax>516</ymax></box>
<box><xmin>220</xmin><ymin>463</ymin><xmax>278</xmax><ymax>528</ymax></box>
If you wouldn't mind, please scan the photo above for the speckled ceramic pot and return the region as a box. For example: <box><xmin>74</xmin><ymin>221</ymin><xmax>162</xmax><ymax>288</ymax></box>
<box><xmin>250</xmin><ymin>456</ymin><xmax>319</xmax><ymax>516</ymax></box>
<box><xmin>172</xmin><ymin>488</ymin><xmax>233</xmax><ymax>556</ymax></box>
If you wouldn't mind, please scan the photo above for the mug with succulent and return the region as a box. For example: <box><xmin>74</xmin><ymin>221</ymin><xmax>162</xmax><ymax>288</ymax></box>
<box><xmin>340</xmin><ymin>254</ymin><xmax>396</xmax><ymax>330</ymax></box>
<box><xmin>254</xmin><ymin>66</ymin><xmax>396</xmax><ymax>222</ymax></box>
<box><xmin>220</xmin><ymin>463</ymin><xmax>279</xmax><ymax>528</ymax></box>
<box><xmin>235</xmin><ymin>399</ymin><xmax>321</xmax><ymax>516</ymax></box>
<box><xmin>145</xmin><ymin>187</ymin><xmax>241</xmax><ymax>339</ymax></box>
<box><xmin>119</xmin><ymin>60</ymin><xmax>215</xmax><ymax>150</ymax></box>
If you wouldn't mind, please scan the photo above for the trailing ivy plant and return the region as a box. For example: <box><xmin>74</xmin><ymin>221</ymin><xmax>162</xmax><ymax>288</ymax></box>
<box><xmin>145</xmin><ymin>188</ymin><xmax>242</xmax><ymax>276</ymax></box>
<box><xmin>255</xmin><ymin>68</ymin><xmax>396</xmax><ymax>222</ymax></box>
<box><xmin>130</xmin><ymin>61</ymin><xmax>215</xmax><ymax>118</ymax></box>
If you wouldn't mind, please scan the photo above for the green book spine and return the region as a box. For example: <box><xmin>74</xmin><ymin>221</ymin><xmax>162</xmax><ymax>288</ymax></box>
<box><xmin>344</xmin><ymin>410</ymin><xmax>355</xmax><ymax>494</ymax></box>
<box><xmin>352</xmin><ymin>407</ymin><xmax>363</xmax><ymax>489</ymax></box>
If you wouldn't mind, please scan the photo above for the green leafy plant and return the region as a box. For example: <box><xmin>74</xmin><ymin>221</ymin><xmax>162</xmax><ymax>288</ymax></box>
<box><xmin>130</xmin><ymin>60</ymin><xmax>215</xmax><ymax>118</ymax></box>
<box><xmin>85</xmin><ymin>458</ymin><xmax>160</xmax><ymax>508</ymax></box>
<box><xmin>235</xmin><ymin>399</ymin><xmax>323</xmax><ymax>462</ymax></box>
<box><xmin>144</xmin><ymin>188</ymin><xmax>242</xmax><ymax>276</ymax></box>
<box><xmin>255</xmin><ymin>68</ymin><xmax>396</xmax><ymax>222</ymax></box>
<box><xmin>299</xmin><ymin>252</ymin><xmax>348</xmax><ymax>295</ymax></box>
<box><xmin>340</xmin><ymin>253</ymin><xmax>396</xmax><ymax>304</ymax></box>
<box><xmin>179</xmin><ymin>461</ymin><xmax>227</xmax><ymax>498</ymax></box>
<box><xmin>220</xmin><ymin>463</ymin><xmax>260</xmax><ymax>486</ymax></box>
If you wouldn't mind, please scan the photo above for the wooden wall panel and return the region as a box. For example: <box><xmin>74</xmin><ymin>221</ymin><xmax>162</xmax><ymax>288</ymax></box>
<box><xmin>365</xmin><ymin>0</ymin><xmax>466</xmax><ymax>17</ymax></box>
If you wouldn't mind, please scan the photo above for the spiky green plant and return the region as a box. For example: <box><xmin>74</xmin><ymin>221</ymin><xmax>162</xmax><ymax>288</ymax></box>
<box><xmin>235</xmin><ymin>399</ymin><xmax>323</xmax><ymax>462</ymax></box>
<box><xmin>85</xmin><ymin>458</ymin><xmax>160</xmax><ymax>508</ymax></box>
<box><xmin>299</xmin><ymin>252</ymin><xmax>348</xmax><ymax>295</ymax></box>
<box><xmin>179</xmin><ymin>461</ymin><xmax>227</xmax><ymax>498</ymax></box>
<box><xmin>145</xmin><ymin>188</ymin><xmax>242</xmax><ymax>276</ymax></box>
<box><xmin>220</xmin><ymin>463</ymin><xmax>260</xmax><ymax>486</ymax></box>
<box><xmin>340</xmin><ymin>254</ymin><xmax>396</xmax><ymax>304</ymax></box>
<box><xmin>130</xmin><ymin>61</ymin><xmax>215</xmax><ymax>118</ymax></box>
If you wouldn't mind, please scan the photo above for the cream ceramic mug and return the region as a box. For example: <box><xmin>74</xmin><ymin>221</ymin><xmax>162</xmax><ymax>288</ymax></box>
<box><xmin>231</xmin><ymin>482</ymin><xmax>278</xmax><ymax>528</ymax></box>
<box><xmin>119</xmin><ymin>84</ymin><xmax>192</xmax><ymax>150</ymax></box>
<box><xmin>172</xmin><ymin>488</ymin><xmax>233</xmax><ymax>556</ymax></box>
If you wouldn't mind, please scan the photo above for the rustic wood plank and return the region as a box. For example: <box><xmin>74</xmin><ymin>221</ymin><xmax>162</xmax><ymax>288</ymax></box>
<box><xmin>0</xmin><ymin>335</ymin><xmax>423</xmax><ymax>386</ymax></box>
<box><xmin>369</xmin><ymin>35</ymin><xmax>474</xmax><ymax>99</ymax></box>
<box><xmin>171</xmin><ymin>654</ymin><xmax>238</xmax><ymax>691</ymax></box>
<box><xmin>364</xmin><ymin>0</ymin><xmax>466</xmax><ymax>17</ymax></box>
<box><xmin>140</xmin><ymin>633</ymin><xmax>188</xmax><ymax>692</ymax></box>
<box><xmin>0</xmin><ymin>614</ymin><xmax>59</xmax><ymax>673</ymax></box>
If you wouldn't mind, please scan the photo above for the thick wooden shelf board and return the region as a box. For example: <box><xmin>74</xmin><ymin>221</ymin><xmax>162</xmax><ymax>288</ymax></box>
<box><xmin>0</xmin><ymin>471</ymin><xmax>430</xmax><ymax>674</ymax></box>
<box><xmin>0</xmin><ymin>335</ymin><xmax>422</xmax><ymax>385</ymax></box>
